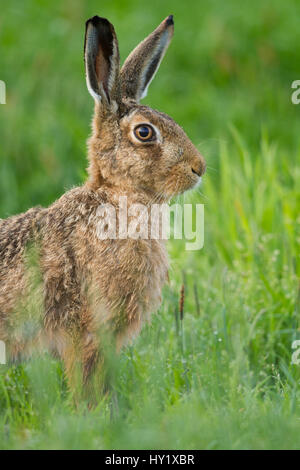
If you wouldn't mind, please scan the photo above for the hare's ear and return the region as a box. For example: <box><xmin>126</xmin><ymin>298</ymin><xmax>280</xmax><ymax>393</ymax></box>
<box><xmin>120</xmin><ymin>15</ymin><xmax>174</xmax><ymax>102</ymax></box>
<box><xmin>84</xmin><ymin>16</ymin><xmax>120</xmax><ymax>108</ymax></box>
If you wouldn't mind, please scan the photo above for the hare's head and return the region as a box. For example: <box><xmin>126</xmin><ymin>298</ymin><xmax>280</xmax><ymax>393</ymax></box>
<box><xmin>84</xmin><ymin>15</ymin><xmax>205</xmax><ymax>201</ymax></box>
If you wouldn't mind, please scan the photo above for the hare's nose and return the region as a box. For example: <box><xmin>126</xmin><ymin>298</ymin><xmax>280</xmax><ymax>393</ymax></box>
<box><xmin>192</xmin><ymin>154</ymin><xmax>206</xmax><ymax>177</ymax></box>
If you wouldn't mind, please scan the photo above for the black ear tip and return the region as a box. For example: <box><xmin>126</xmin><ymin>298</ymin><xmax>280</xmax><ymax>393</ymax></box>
<box><xmin>86</xmin><ymin>15</ymin><xmax>100</xmax><ymax>27</ymax></box>
<box><xmin>166</xmin><ymin>14</ymin><xmax>174</xmax><ymax>26</ymax></box>
<box><xmin>86</xmin><ymin>15</ymin><xmax>111</xmax><ymax>28</ymax></box>
<box><xmin>91</xmin><ymin>15</ymin><xmax>101</xmax><ymax>23</ymax></box>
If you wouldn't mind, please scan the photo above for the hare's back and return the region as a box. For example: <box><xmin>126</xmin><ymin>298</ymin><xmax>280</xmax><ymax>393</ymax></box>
<box><xmin>0</xmin><ymin>207</ymin><xmax>45</xmax><ymax>268</ymax></box>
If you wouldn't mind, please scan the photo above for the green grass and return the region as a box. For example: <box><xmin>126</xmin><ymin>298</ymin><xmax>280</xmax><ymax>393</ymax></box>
<box><xmin>0</xmin><ymin>0</ymin><xmax>300</xmax><ymax>449</ymax></box>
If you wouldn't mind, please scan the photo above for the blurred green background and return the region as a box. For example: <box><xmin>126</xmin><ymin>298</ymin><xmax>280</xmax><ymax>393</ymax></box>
<box><xmin>0</xmin><ymin>0</ymin><xmax>300</xmax><ymax>450</ymax></box>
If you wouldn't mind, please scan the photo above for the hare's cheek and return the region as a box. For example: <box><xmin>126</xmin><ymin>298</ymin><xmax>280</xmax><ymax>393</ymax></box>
<box><xmin>167</xmin><ymin>163</ymin><xmax>198</xmax><ymax>195</ymax></box>
<box><xmin>162</xmin><ymin>167</ymin><xmax>184</xmax><ymax>196</ymax></box>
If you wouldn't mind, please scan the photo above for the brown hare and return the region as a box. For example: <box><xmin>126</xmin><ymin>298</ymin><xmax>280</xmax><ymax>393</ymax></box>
<box><xmin>0</xmin><ymin>15</ymin><xmax>205</xmax><ymax>398</ymax></box>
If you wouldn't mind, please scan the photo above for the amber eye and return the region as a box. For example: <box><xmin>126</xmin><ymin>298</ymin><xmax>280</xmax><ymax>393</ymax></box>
<box><xmin>134</xmin><ymin>124</ymin><xmax>154</xmax><ymax>142</ymax></box>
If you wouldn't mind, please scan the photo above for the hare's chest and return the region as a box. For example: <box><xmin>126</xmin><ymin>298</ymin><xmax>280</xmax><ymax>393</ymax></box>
<box><xmin>89</xmin><ymin>237</ymin><xmax>169</xmax><ymax>322</ymax></box>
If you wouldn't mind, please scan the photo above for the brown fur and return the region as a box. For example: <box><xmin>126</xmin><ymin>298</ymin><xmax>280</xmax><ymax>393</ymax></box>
<box><xmin>0</xmin><ymin>15</ymin><xmax>205</xmax><ymax>398</ymax></box>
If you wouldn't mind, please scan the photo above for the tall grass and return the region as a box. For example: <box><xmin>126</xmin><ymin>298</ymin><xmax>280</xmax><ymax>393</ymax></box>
<box><xmin>0</xmin><ymin>0</ymin><xmax>300</xmax><ymax>449</ymax></box>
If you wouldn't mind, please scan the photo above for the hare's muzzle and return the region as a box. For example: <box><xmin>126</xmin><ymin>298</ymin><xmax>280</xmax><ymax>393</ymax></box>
<box><xmin>191</xmin><ymin>153</ymin><xmax>206</xmax><ymax>178</ymax></box>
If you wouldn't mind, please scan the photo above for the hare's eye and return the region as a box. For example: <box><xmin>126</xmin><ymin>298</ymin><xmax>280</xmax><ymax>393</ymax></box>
<box><xmin>134</xmin><ymin>124</ymin><xmax>154</xmax><ymax>142</ymax></box>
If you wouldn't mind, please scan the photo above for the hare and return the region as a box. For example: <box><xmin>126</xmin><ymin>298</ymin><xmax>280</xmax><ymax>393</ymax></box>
<box><xmin>0</xmin><ymin>15</ymin><xmax>205</xmax><ymax>397</ymax></box>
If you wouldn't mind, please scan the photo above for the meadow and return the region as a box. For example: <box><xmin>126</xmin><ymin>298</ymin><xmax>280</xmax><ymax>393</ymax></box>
<box><xmin>0</xmin><ymin>0</ymin><xmax>300</xmax><ymax>449</ymax></box>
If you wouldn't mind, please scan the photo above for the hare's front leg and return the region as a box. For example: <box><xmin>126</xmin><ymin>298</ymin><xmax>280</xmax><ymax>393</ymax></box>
<box><xmin>80</xmin><ymin>308</ymin><xmax>115</xmax><ymax>405</ymax></box>
<box><xmin>57</xmin><ymin>328</ymin><xmax>105</xmax><ymax>405</ymax></box>
<box><xmin>81</xmin><ymin>331</ymin><xmax>106</xmax><ymax>402</ymax></box>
